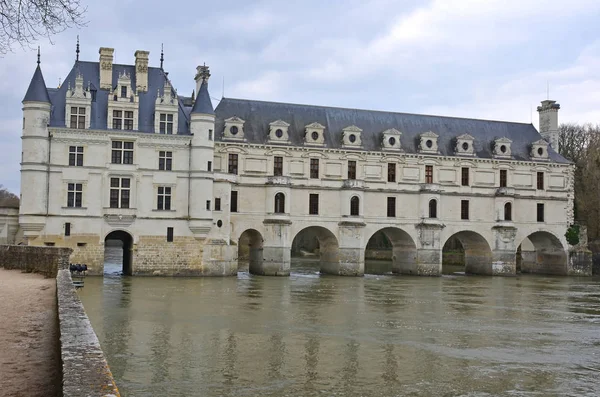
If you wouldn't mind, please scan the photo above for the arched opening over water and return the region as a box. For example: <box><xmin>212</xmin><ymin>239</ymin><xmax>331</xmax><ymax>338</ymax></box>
<box><xmin>364</xmin><ymin>227</ymin><xmax>416</xmax><ymax>274</ymax></box>
<box><xmin>291</xmin><ymin>226</ymin><xmax>339</xmax><ymax>274</ymax></box>
<box><xmin>517</xmin><ymin>231</ymin><xmax>567</xmax><ymax>275</ymax></box>
<box><xmin>104</xmin><ymin>230</ymin><xmax>133</xmax><ymax>276</ymax></box>
<box><xmin>442</xmin><ymin>231</ymin><xmax>492</xmax><ymax>275</ymax></box>
<box><xmin>238</xmin><ymin>229</ymin><xmax>264</xmax><ymax>274</ymax></box>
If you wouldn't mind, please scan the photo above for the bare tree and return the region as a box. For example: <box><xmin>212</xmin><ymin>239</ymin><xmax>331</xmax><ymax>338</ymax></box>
<box><xmin>0</xmin><ymin>185</ymin><xmax>19</xmax><ymax>208</ymax></box>
<box><xmin>0</xmin><ymin>0</ymin><xmax>86</xmax><ymax>54</ymax></box>
<box><xmin>558</xmin><ymin>123</ymin><xmax>592</xmax><ymax>164</ymax></box>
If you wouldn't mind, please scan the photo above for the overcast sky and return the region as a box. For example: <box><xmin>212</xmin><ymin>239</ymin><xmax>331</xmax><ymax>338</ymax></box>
<box><xmin>2</xmin><ymin>0</ymin><xmax>600</xmax><ymax>194</ymax></box>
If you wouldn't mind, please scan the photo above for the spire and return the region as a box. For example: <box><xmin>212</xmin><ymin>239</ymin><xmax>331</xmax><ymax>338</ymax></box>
<box><xmin>23</xmin><ymin>50</ymin><xmax>51</xmax><ymax>103</ymax></box>
<box><xmin>76</xmin><ymin>35</ymin><xmax>80</xmax><ymax>62</ymax></box>
<box><xmin>191</xmin><ymin>64</ymin><xmax>214</xmax><ymax>115</ymax></box>
<box><xmin>160</xmin><ymin>43</ymin><xmax>164</xmax><ymax>70</ymax></box>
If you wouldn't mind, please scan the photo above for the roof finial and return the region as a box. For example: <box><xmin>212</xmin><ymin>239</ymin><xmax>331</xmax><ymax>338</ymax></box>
<box><xmin>37</xmin><ymin>46</ymin><xmax>40</xmax><ymax>65</ymax></box>
<box><xmin>76</xmin><ymin>35</ymin><xmax>80</xmax><ymax>62</ymax></box>
<box><xmin>160</xmin><ymin>43</ymin><xmax>164</xmax><ymax>70</ymax></box>
<box><xmin>199</xmin><ymin>63</ymin><xmax>210</xmax><ymax>82</ymax></box>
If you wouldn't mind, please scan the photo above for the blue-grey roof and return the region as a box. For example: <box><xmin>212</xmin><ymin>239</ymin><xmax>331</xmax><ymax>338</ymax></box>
<box><xmin>214</xmin><ymin>98</ymin><xmax>570</xmax><ymax>163</ymax></box>
<box><xmin>191</xmin><ymin>80</ymin><xmax>214</xmax><ymax>115</ymax></box>
<box><xmin>23</xmin><ymin>65</ymin><xmax>51</xmax><ymax>103</ymax></box>
<box><xmin>47</xmin><ymin>61</ymin><xmax>191</xmax><ymax>134</ymax></box>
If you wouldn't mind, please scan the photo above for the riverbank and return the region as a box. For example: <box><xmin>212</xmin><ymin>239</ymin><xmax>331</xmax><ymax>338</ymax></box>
<box><xmin>0</xmin><ymin>268</ymin><xmax>61</xmax><ymax>397</ymax></box>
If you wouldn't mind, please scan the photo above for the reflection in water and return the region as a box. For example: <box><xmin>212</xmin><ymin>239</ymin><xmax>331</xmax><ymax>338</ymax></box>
<box><xmin>78</xmin><ymin>260</ymin><xmax>600</xmax><ymax>397</ymax></box>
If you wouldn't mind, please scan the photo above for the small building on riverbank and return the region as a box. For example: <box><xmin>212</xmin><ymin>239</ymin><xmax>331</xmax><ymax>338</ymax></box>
<box><xmin>15</xmin><ymin>44</ymin><xmax>583</xmax><ymax>276</ymax></box>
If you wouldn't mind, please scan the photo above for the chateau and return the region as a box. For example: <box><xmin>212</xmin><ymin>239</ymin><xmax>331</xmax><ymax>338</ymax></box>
<box><xmin>11</xmin><ymin>45</ymin><xmax>582</xmax><ymax>276</ymax></box>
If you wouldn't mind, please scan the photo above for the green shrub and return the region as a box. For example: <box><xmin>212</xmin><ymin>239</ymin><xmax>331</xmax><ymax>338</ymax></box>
<box><xmin>565</xmin><ymin>224</ymin><xmax>580</xmax><ymax>246</ymax></box>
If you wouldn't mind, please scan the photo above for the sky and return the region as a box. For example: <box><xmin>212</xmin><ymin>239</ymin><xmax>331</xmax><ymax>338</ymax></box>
<box><xmin>2</xmin><ymin>0</ymin><xmax>600</xmax><ymax>194</ymax></box>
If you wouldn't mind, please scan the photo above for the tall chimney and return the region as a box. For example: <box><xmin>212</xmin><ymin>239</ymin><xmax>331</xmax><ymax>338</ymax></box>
<box><xmin>134</xmin><ymin>50</ymin><xmax>149</xmax><ymax>92</ymax></box>
<box><xmin>99</xmin><ymin>47</ymin><xmax>114</xmax><ymax>90</ymax></box>
<box><xmin>194</xmin><ymin>64</ymin><xmax>210</xmax><ymax>95</ymax></box>
<box><xmin>537</xmin><ymin>99</ymin><xmax>560</xmax><ymax>149</ymax></box>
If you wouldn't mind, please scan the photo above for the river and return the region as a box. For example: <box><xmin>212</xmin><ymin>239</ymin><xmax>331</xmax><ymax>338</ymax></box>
<box><xmin>79</xmin><ymin>255</ymin><xmax>600</xmax><ymax>397</ymax></box>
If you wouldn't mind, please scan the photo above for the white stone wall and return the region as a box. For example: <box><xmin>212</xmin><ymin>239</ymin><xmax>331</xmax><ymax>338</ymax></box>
<box><xmin>0</xmin><ymin>207</ymin><xmax>19</xmax><ymax>244</ymax></box>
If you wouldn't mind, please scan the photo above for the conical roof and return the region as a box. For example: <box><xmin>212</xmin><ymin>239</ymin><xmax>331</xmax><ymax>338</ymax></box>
<box><xmin>191</xmin><ymin>79</ymin><xmax>214</xmax><ymax>115</ymax></box>
<box><xmin>23</xmin><ymin>65</ymin><xmax>51</xmax><ymax>103</ymax></box>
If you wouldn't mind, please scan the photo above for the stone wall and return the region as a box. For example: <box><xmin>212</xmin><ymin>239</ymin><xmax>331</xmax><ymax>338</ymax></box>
<box><xmin>56</xmin><ymin>269</ymin><xmax>120</xmax><ymax>396</ymax></box>
<box><xmin>0</xmin><ymin>244</ymin><xmax>72</xmax><ymax>277</ymax></box>
<box><xmin>589</xmin><ymin>240</ymin><xmax>600</xmax><ymax>275</ymax></box>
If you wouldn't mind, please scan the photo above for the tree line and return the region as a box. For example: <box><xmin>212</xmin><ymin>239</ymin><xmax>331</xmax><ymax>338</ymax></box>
<box><xmin>558</xmin><ymin>123</ymin><xmax>600</xmax><ymax>242</ymax></box>
<box><xmin>0</xmin><ymin>185</ymin><xmax>19</xmax><ymax>208</ymax></box>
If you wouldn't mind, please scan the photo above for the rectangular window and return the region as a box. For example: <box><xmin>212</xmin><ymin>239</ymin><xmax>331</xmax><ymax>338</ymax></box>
<box><xmin>109</xmin><ymin>177</ymin><xmax>130</xmax><ymax>209</ymax></box>
<box><xmin>274</xmin><ymin>156</ymin><xmax>283</xmax><ymax>176</ymax></box>
<box><xmin>425</xmin><ymin>165</ymin><xmax>433</xmax><ymax>184</ymax></box>
<box><xmin>112</xmin><ymin>141</ymin><xmax>134</xmax><ymax>164</ymax></box>
<box><xmin>157</xmin><ymin>186</ymin><xmax>172</xmax><ymax>210</ymax></box>
<box><xmin>112</xmin><ymin>110</ymin><xmax>122</xmax><ymax>130</ymax></box>
<box><xmin>461</xmin><ymin>200</ymin><xmax>469</xmax><ymax>220</ymax></box>
<box><xmin>208</xmin><ymin>129</ymin><xmax>213</xmax><ymax>140</ymax></box>
<box><xmin>159</xmin><ymin>113</ymin><xmax>174</xmax><ymax>134</ymax></box>
<box><xmin>388</xmin><ymin>163</ymin><xmax>396</xmax><ymax>182</ymax></box>
<box><xmin>121</xmin><ymin>86</ymin><xmax>127</xmax><ymax>98</ymax></box>
<box><xmin>348</xmin><ymin>161</ymin><xmax>357</xmax><ymax>180</ymax></box>
<box><xmin>461</xmin><ymin>167</ymin><xmax>469</xmax><ymax>186</ymax></box>
<box><xmin>387</xmin><ymin>197</ymin><xmax>396</xmax><ymax>217</ymax></box>
<box><xmin>69</xmin><ymin>146</ymin><xmax>84</xmax><ymax>166</ymax></box>
<box><xmin>500</xmin><ymin>170</ymin><xmax>507</xmax><ymax>188</ymax></box>
<box><xmin>537</xmin><ymin>203</ymin><xmax>544</xmax><ymax>222</ymax></box>
<box><xmin>206</xmin><ymin>200</ymin><xmax>211</xmax><ymax>210</ymax></box>
<box><xmin>70</xmin><ymin>107</ymin><xmax>85</xmax><ymax>129</ymax></box>
<box><xmin>537</xmin><ymin>172</ymin><xmax>544</xmax><ymax>190</ymax></box>
<box><xmin>167</xmin><ymin>227</ymin><xmax>174</xmax><ymax>242</ymax></box>
<box><xmin>231</xmin><ymin>191</ymin><xmax>238</xmax><ymax>213</ymax></box>
<box><xmin>309</xmin><ymin>194</ymin><xmax>319</xmax><ymax>215</ymax></box>
<box><xmin>158</xmin><ymin>151</ymin><xmax>172</xmax><ymax>171</ymax></box>
<box><xmin>228</xmin><ymin>154</ymin><xmax>238</xmax><ymax>175</ymax></box>
<box><xmin>65</xmin><ymin>222</ymin><xmax>71</xmax><ymax>237</ymax></box>
<box><xmin>124</xmin><ymin>111</ymin><xmax>134</xmax><ymax>130</ymax></box>
<box><xmin>310</xmin><ymin>159</ymin><xmax>319</xmax><ymax>179</ymax></box>
<box><xmin>215</xmin><ymin>198</ymin><xmax>221</xmax><ymax>211</ymax></box>
<box><xmin>208</xmin><ymin>161</ymin><xmax>212</xmax><ymax>171</ymax></box>
<box><xmin>67</xmin><ymin>183</ymin><xmax>82</xmax><ymax>208</ymax></box>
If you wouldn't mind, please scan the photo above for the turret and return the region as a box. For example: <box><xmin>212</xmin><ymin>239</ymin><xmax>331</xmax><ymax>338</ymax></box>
<box><xmin>20</xmin><ymin>49</ymin><xmax>52</xmax><ymax>238</ymax></box>
<box><xmin>537</xmin><ymin>99</ymin><xmax>560</xmax><ymax>149</ymax></box>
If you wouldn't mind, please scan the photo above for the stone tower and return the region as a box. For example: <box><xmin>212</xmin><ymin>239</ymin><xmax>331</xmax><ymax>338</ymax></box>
<box><xmin>537</xmin><ymin>99</ymin><xmax>560</xmax><ymax>149</ymax></box>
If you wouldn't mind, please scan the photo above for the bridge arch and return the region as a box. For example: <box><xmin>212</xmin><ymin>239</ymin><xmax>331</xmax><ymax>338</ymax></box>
<box><xmin>291</xmin><ymin>226</ymin><xmax>339</xmax><ymax>274</ymax></box>
<box><xmin>364</xmin><ymin>227</ymin><xmax>417</xmax><ymax>275</ymax></box>
<box><xmin>238</xmin><ymin>229</ymin><xmax>264</xmax><ymax>274</ymax></box>
<box><xmin>442</xmin><ymin>230</ymin><xmax>493</xmax><ymax>275</ymax></box>
<box><xmin>517</xmin><ymin>231</ymin><xmax>567</xmax><ymax>275</ymax></box>
<box><xmin>104</xmin><ymin>229</ymin><xmax>134</xmax><ymax>276</ymax></box>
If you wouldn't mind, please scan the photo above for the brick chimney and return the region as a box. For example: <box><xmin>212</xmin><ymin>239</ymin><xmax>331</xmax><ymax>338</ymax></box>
<box><xmin>99</xmin><ymin>47</ymin><xmax>114</xmax><ymax>90</ymax></box>
<box><xmin>537</xmin><ymin>99</ymin><xmax>560</xmax><ymax>149</ymax></box>
<box><xmin>134</xmin><ymin>50</ymin><xmax>149</xmax><ymax>92</ymax></box>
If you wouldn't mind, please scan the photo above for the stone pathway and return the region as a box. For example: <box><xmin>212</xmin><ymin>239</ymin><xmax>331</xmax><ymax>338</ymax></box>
<box><xmin>0</xmin><ymin>268</ymin><xmax>60</xmax><ymax>397</ymax></box>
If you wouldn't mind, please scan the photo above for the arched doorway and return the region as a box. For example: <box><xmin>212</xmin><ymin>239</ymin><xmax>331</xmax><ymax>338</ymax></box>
<box><xmin>364</xmin><ymin>227</ymin><xmax>417</xmax><ymax>275</ymax></box>
<box><xmin>442</xmin><ymin>231</ymin><xmax>492</xmax><ymax>275</ymax></box>
<box><xmin>291</xmin><ymin>226</ymin><xmax>339</xmax><ymax>274</ymax></box>
<box><xmin>104</xmin><ymin>230</ymin><xmax>133</xmax><ymax>276</ymax></box>
<box><xmin>517</xmin><ymin>232</ymin><xmax>567</xmax><ymax>275</ymax></box>
<box><xmin>238</xmin><ymin>229</ymin><xmax>264</xmax><ymax>274</ymax></box>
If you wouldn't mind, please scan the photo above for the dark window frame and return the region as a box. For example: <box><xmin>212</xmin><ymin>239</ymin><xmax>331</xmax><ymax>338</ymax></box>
<box><xmin>387</xmin><ymin>163</ymin><xmax>396</xmax><ymax>182</ymax></box>
<box><xmin>309</xmin><ymin>193</ymin><xmax>319</xmax><ymax>215</ymax></box>
<box><xmin>70</xmin><ymin>106</ymin><xmax>85</xmax><ymax>129</ymax></box>
<box><xmin>215</xmin><ymin>198</ymin><xmax>221</xmax><ymax>211</ymax></box>
<box><xmin>350</xmin><ymin>196</ymin><xmax>360</xmax><ymax>216</ymax></box>
<box><xmin>158</xmin><ymin>150</ymin><xmax>172</xmax><ymax>171</ymax></box>
<box><xmin>310</xmin><ymin>158</ymin><xmax>319</xmax><ymax>179</ymax></box>
<box><xmin>428</xmin><ymin>199</ymin><xmax>437</xmax><ymax>218</ymax></box>
<box><xmin>425</xmin><ymin>165</ymin><xmax>433</xmax><ymax>184</ymax></box>
<box><xmin>157</xmin><ymin>186</ymin><xmax>172</xmax><ymax>210</ymax></box>
<box><xmin>348</xmin><ymin>160</ymin><xmax>357</xmax><ymax>180</ymax></box>
<box><xmin>461</xmin><ymin>167</ymin><xmax>469</xmax><ymax>186</ymax></box>
<box><xmin>67</xmin><ymin>183</ymin><xmax>83</xmax><ymax>208</ymax></box>
<box><xmin>228</xmin><ymin>153</ymin><xmax>238</xmax><ymax>175</ymax></box>
<box><xmin>500</xmin><ymin>169</ymin><xmax>507</xmax><ymax>188</ymax></box>
<box><xmin>167</xmin><ymin>227</ymin><xmax>174</xmax><ymax>242</ymax></box>
<box><xmin>537</xmin><ymin>172</ymin><xmax>544</xmax><ymax>190</ymax></box>
<box><xmin>274</xmin><ymin>156</ymin><xmax>283</xmax><ymax>176</ymax></box>
<box><xmin>537</xmin><ymin>203</ymin><xmax>544</xmax><ymax>222</ymax></box>
<box><xmin>504</xmin><ymin>202</ymin><xmax>512</xmax><ymax>221</ymax></box>
<box><xmin>387</xmin><ymin>197</ymin><xmax>396</xmax><ymax>217</ymax></box>
<box><xmin>68</xmin><ymin>146</ymin><xmax>84</xmax><ymax>166</ymax></box>
<box><xmin>461</xmin><ymin>200</ymin><xmax>469</xmax><ymax>220</ymax></box>
<box><xmin>274</xmin><ymin>192</ymin><xmax>285</xmax><ymax>214</ymax></box>
<box><xmin>230</xmin><ymin>191</ymin><xmax>238</xmax><ymax>213</ymax></box>
<box><xmin>109</xmin><ymin>177</ymin><xmax>130</xmax><ymax>209</ymax></box>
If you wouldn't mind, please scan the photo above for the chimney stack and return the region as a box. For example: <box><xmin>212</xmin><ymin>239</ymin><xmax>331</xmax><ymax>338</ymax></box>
<box><xmin>537</xmin><ymin>99</ymin><xmax>560</xmax><ymax>149</ymax></box>
<box><xmin>194</xmin><ymin>64</ymin><xmax>210</xmax><ymax>95</ymax></box>
<box><xmin>134</xmin><ymin>50</ymin><xmax>149</xmax><ymax>92</ymax></box>
<box><xmin>99</xmin><ymin>47</ymin><xmax>114</xmax><ymax>90</ymax></box>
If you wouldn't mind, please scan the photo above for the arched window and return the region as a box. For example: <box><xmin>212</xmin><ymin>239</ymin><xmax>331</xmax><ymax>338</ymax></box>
<box><xmin>504</xmin><ymin>202</ymin><xmax>512</xmax><ymax>221</ymax></box>
<box><xmin>350</xmin><ymin>196</ymin><xmax>360</xmax><ymax>216</ymax></box>
<box><xmin>428</xmin><ymin>199</ymin><xmax>437</xmax><ymax>218</ymax></box>
<box><xmin>274</xmin><ymin>193</ymin><xmax>285</xmax><ymax>214</ymax></box>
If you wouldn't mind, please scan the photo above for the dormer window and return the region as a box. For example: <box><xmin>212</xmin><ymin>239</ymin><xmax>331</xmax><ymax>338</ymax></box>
<box><xmin>65</xmin><ymin>70</ymin><xmax>91</xmax><ymax>129</ymax></box>
<box><xmin>223</xmin><ymin>116</ymin><xmax>245</xmax><ymax>140</ymax></box>
<box><xmin>154</xmin><ymin>80</ymin><xmax>178</xmax><ymax>134</ymax></box>
<box><xmin>530</xmin><ymin>139</ymin><xmax>549</xmax><ymax>160</ymax></box>
<box><xmin>108</xmin><ymin>70</ymin><xmax>139</xmax><ymax>131</ymax></box>
<box><xmin>113</xmin><ymin>110</ymin><xmax>134</xmax><ymax>130</ymax></box>
<box><xmin>268</xmin><ymin>120</ymin><xmax>290</xmax><ymax>143</ymax></box>
<box><xmin>493</xmin><ymin>137</ymin><xmax>512</xmax><ymax>159</ymax></box>
<box><xmin>419</xmin><ymin>131</ymin><xmax>439</xmax><ymax>154</ymax></box>
<box><xmin>342</xmin><ymin>125</ymin><xmax>362</xmax><ymax>148</ymax></box>
<box><xmin>305</xmin><ymin>122</ymin><xmax>326</xmax><ymax>146</ymax></box>
<box><xmin>121</xmin><ymin>86</ymin><xmax>127</xmax><ymax>98</ymax></box>
<box><xmin>70</xmin><ymin>107</ymin><xmax>86</xmax><ymax>129</ymax></box>
<box><xmin>382</xmin><ymin>128</ymin><xmax>402</xmax><ymax>151</ymax></box>
<box><xmin>159</xmin><ymin>113</ymin><xmax>174</xmax><ymax>134</ymax></box>
<box><xmin>455</xmin><ymin>133</ymin><xmax>475</xmax><ymax>156</ymax></box>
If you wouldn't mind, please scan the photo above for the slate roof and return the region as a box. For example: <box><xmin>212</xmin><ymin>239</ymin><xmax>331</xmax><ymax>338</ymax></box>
<box><xmin>23</xmin><ymin>65</ymin><xmax>51</xmax><ymax>103</ymax></box>
<box><xmin>43</xmin><ymin>61</ymin><xmax>191</xmax><ymax>134</ymax></box>
<box><xmin>214</xmin><ymin>98</ymin><xmax>570</xmax><ymax>163</ymax></box>
<box><xmin>191</xmin><ymin>79</ymin><xmax>214</xmax><ymax>115</ymax></box>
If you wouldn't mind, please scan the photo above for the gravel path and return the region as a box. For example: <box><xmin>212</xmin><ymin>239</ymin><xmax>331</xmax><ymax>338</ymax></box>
<box><xmin>0</xmin><ymin>268</ymin><xmax>60</xmax><ymax>397</ymax></box>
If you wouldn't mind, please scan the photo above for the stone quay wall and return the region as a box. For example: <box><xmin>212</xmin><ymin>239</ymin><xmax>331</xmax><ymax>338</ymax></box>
<box><xmin>0</xmin><ymin>244</ymin><xmax>72</xmax><ymax>278</ymax></box>
<box><xmin>57</xmin><ymin>270</ymin><xmax>120</xmax><ymax>397</ymax></box>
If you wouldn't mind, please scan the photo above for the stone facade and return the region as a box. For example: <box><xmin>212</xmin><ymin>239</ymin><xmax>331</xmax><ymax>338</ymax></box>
<box><xmin>0</xmin><ymin>207</ymin><xmax>19</xmax><ymax>244</ymax></box>
<box><xmin>15</xmin><ymin>45</ymin><xmax>585</xmax><ymax>277</ymax></box>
